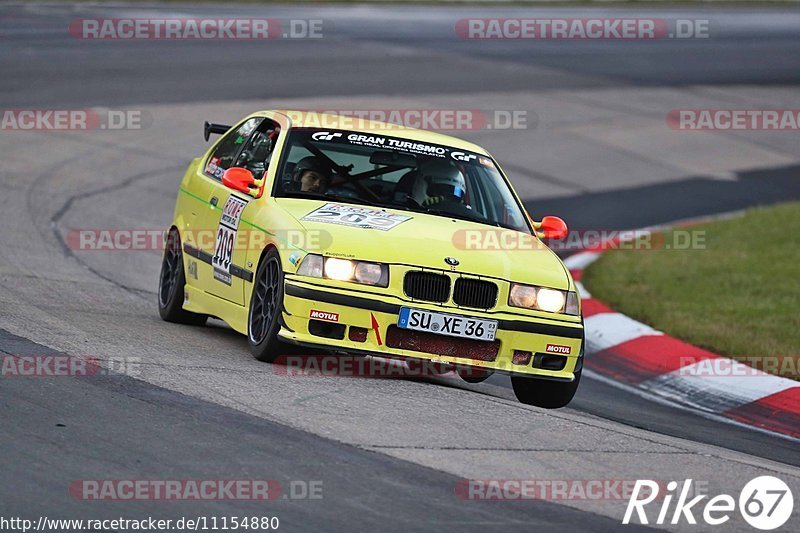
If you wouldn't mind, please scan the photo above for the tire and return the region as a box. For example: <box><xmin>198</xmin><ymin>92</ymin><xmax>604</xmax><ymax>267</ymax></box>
<box><xmin>248</xmin><ymin>248</ymin><xmax>289</xmax><ymax>363</ymax></box>
<box><xmin>158</xmin><ymin>228</ymin><xmax>207</xmax><ymax>326</ymax></box>
<box><xmin>511</xmin><ymin>369</ymin><xmax>581</xmax><ymax>409</ymax></box>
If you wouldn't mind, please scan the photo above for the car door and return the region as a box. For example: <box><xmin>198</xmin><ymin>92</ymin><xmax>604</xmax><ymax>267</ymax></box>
<box><xmin>181</xmin><ymin>117</ymin><xmax>262</xmax><ymax>305</ymax></box>
<box><xmin>202</xmin><ymin>117</ymin><xmax>281</xmax><ymax>306</ymax></box>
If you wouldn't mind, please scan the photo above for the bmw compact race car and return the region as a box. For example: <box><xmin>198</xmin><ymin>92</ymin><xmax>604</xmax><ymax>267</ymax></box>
<box><xmin>158</xmin><ymin>111</ymin><xmax>584</xmax><ymax>408</ymax></box>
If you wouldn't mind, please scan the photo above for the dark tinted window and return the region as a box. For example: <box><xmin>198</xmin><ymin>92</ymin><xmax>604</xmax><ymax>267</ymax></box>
<box><xmin>274</xmin><ymin>129</ymin><xmax>530</xmax><ymax>232</ymax></box>
<box><xmin>234</xmin><ymin>119</ymin><xmax>280</xmax><ymax>180</ymax></box>
<box><xmin>204</xmin><ymin>118</ymin><xmax>262</xmax><ymax>180</ymax></box>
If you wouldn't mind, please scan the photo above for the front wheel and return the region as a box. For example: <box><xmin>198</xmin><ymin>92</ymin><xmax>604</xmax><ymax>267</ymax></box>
<box><xmin>158</xmin><ymin>228</ymin><xmax>207</xmax><ymax>326</ymax></box>
<box><xmin>511</xmin><ymin>369</ymin><xmax>581</xmax><ymax>409</ymax></box>
<box><xmin>248</xmin><ymin>249</ymin><xmax>289</xmax><ymax>363</ymax></box>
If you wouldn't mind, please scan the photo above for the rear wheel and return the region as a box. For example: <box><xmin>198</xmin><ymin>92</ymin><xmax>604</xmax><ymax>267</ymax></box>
<box><xmin>158</xmin><ymin>228</ymin><xmax>207</xmax><ymax>326</ymax></box>
<box><xmin>248</xmin><ymin>249</ymin><xmax>288</xmax><ymax>362</ymax></box>
<box><xmin>511</xmin><ymin>369</ymin><xmax>581</xmax><ymax>409</ymax></box>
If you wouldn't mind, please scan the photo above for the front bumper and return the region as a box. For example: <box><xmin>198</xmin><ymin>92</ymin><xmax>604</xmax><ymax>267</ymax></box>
<box><xmin>279</xmin><ymin>276</ymin><xmax>584</xmax><ymax>380</ymax></box>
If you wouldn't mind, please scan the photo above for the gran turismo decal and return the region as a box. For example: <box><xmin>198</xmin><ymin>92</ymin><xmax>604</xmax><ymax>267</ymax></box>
<box><xmin>310</xmin><ymin>129</ymin><xmax>488</xmax><ymax>162</ymax></box>
<box><xmin>344</xmin><ymin>133</ymin><xmax>447</xmax><ymax>157</ymax></box>
<box><xmin>311</xmin><ymin>131</ymin><xmax>343</xmax><ymax>141</ymax></box>
<box><xmin>451</xmin><ymin>151</ymin><xmax>477</xmax><ymax>163</ymax></box>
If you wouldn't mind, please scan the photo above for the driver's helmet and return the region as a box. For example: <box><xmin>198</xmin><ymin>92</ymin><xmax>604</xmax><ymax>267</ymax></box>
<box><xmin>411</xmin><ymin>160</ymin><xmax>466</xmax><ymax>205</ymax></box>
<box><xmin>292</xmin><ymin>156</ymin><xmax>331</xmax><ymax>183</ymax></box>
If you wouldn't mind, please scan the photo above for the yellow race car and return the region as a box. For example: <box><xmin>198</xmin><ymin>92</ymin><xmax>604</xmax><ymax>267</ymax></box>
<box><xmin>158</xmin><ymin>111</ymin><xmax>584</xmax><ymax>408</ymax></box>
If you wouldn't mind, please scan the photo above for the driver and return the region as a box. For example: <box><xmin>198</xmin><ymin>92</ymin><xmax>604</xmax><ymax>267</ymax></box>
<box><xmin>411</xmin><ymin>160</ymin><xmax>467</xmax><ymax>207</ymax></box>
<box><xmin>293</xmin><ymin>156</ymin><xmax>332</xmax><ymax>193</ymax></box>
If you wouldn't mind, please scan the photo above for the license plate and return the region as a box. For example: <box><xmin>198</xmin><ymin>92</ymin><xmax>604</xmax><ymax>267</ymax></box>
<box><xmin>397</xmin><ymin>307</ymin><xmax>497</xmax><ymax>342</ymax></box>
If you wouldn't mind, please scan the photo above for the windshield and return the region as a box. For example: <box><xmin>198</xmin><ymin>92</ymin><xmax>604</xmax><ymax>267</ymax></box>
<box><xmin>273</xmin><ymin>128</ymin><xmax>531</xmax><ymax>233</ymax></box>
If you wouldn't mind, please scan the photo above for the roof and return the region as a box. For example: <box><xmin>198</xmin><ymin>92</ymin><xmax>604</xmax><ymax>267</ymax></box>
<box><xmin>263</xmin><ymin>110</ymin><xmax>490</xmax><ymax>156</ymax></box>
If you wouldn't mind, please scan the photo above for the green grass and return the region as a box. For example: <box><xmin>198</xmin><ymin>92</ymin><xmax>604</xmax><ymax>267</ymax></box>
<box><xmin>583</xmin><ymin>202</ymin><xmax>800</xmax><ymax>378</ymax></box>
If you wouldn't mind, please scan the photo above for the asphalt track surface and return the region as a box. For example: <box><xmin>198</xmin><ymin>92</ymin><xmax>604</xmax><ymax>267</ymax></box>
<box><xmin>1</xmin><ymin>3</ymin><xmax>799</xmax><ymax>531</ymax></box>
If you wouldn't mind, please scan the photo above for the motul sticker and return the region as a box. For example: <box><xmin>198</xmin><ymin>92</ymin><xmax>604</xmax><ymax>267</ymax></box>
<box><xmin>310</xmin><ymin>309</ymin><xmax>339</xmax><ymax>322</ymax></box>
<box><xmin>546</xmin><ymin>344</ymin><xmax>571</xmax><ymax>355</ymax></box>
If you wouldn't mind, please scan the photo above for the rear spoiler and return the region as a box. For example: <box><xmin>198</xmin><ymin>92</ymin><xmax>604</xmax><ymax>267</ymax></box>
<box><xmin>204</xmin><ymin>121</ymin><xmax>232</xmax><ymax>142</ymax></box>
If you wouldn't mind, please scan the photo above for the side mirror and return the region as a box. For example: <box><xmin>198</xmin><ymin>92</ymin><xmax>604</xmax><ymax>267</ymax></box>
<box><xmin>533</xmin><ymin>215</ymin><xmax>568</xmax><ymax>240</ymax></box>
<box><xmin>222</xmin><ymin>167</ymin><xmax>257</xmax><ymax>195</ymax></box>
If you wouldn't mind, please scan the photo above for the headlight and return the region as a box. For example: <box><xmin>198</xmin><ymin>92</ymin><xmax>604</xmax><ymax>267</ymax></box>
<box><xmin>354</xmin><ymin>262</ymin><xmax>384</xmax><ymax>285</ymax></box>
<box><xmin>509</xmin><ymin>284</ymin><xmax>537</xmax><ymax>308</ymax></box>
<box><xmin>536</xmin><ymin>288</ymin><xmax>565</xmax><ymax>313</ymax></box>
<box><xmin>324</xmin><ymin>258</ymin><xmax>355</xmax><ymax>281</ymax></box>
<box><xmin>296</xmin><ymin>254</ymin><xmax>388</xmax><ymax>287</ymax></box>
<box><xmin>508</xmin><ymin>283</ymin><xmax>579</xmax><ymax>315</ymax></box>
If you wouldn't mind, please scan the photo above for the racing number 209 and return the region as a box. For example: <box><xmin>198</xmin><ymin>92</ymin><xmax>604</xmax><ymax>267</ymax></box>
<box><xmin>213</xmin><ymin>226</ymin><xmax>235</xmax><ymax>270</ymax></box>
<box><xmin>211</xmin><ymin>195</ymin><xmax>248</xmax><ymax>284</ymax></box>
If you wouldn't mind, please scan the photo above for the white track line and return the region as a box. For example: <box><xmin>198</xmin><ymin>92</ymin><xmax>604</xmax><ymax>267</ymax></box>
<box><xmin>583</xmin><ymin>368</ymin><xmax>800</xmax><ymax>444</ymax></box>
<box><xmin>563</xmin><ymin>251</ymin><xmax>601</xmax><ymax>270</ymax></box>
<box><xmin>640</xmin><ymin>361</ymin><xmax>799</xmax><ymax>414</ymax></box>
<box><xmin>584</xmin><ymin>313</ymin><xmax>662</xmax><ymax>353</ymax></box>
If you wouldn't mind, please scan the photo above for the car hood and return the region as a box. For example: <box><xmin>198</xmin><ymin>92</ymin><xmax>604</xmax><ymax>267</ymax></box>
<box><xmin>274</xmin><ymin>198</ymin><xmax>570</xmax><ymax>290</ymax></box>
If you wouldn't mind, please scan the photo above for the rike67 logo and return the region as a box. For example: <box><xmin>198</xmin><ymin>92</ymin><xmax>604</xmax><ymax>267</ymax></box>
<box><xmin>624</xmin><ymin>477</ymin><xmax>794</xmax><ymax>530</ymax></box>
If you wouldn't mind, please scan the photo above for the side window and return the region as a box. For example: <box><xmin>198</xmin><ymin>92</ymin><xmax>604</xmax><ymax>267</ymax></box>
<box><xmin>234</xmin><ymin>119</ymin><xmax>281</xmax><ymax>179</ymax></box>
<box><xmin>204</xmin><ymin>118</ymin><xmax>262</xmax><ymax>180</ymax></box>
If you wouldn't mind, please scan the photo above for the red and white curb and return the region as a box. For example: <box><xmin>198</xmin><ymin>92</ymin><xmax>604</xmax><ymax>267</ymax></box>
<box><xmin>566</xmin><ymin>247</ymin><xmax>800</xmax><ymax>440</ymax></box>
